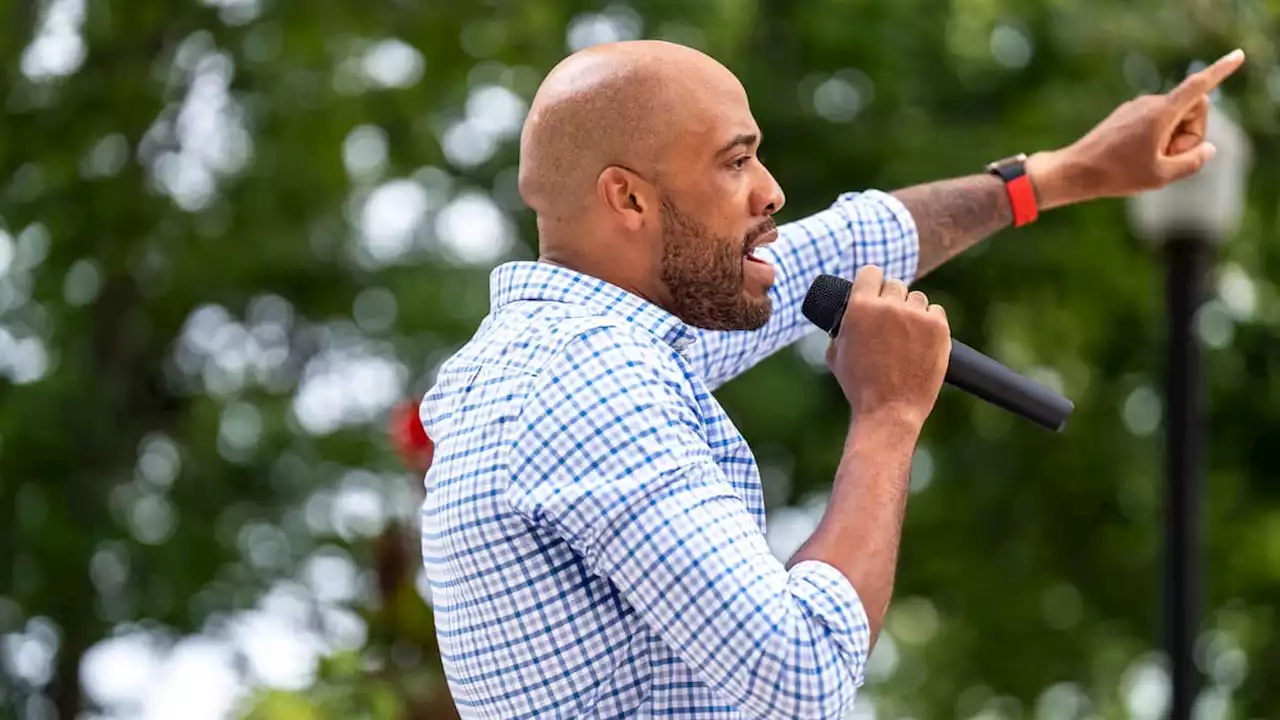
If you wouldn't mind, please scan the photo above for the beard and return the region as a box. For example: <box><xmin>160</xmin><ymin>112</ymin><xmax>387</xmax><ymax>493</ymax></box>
<box><xmin>659</xmin><ymin>196</ymin><xmax>773</xmax><ymax>332</ymax></box>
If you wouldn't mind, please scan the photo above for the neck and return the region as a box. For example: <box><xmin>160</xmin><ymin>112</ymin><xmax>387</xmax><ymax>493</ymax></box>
<box><xmin>538</xmin><ymin>243</ymin><xmax>672</xmax><ymax>313</ymax></box>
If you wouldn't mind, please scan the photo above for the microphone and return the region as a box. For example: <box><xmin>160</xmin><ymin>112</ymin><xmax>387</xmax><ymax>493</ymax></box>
<box><xmin>801</xmin><ymin>274</ymin><xmax>1075</xmax><ymax>432</ymax></box>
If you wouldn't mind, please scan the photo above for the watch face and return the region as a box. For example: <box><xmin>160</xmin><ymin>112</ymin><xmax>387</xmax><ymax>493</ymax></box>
<box><xmin>988</xmin><ymin>154</ymin><xmax>1027</xmax><ymax>178</ymax></box>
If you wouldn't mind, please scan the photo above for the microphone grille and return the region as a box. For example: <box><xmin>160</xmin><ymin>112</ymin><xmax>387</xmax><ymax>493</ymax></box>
<box><xmin>802</xmin><ymin>274</ymin><xmax>853</xmax><ymax>334</ymax></box>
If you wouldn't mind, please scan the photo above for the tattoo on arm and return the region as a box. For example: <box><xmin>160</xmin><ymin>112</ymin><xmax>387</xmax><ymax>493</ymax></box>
<box><xmin>891</xmin><ymin>173</ymin><xmax>1013</xmax><ymax>279</ymax></box>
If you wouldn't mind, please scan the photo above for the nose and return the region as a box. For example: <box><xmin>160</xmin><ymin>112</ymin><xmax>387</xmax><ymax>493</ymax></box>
<box><xmin>755</xmin><ymin>166</ymin><xmax>786</xmax><ymax>217</ymax></box>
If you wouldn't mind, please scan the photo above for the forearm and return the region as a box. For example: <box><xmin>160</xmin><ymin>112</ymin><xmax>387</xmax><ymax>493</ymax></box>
<box><xmin>787</xmin><ymin>412</ymin><xmax>921</xmax><ymax>644</ymax></box>
<box><xmin>894</xmin><ymin>149</ymin><xmax>1082</xmax><ymax>278</ymax></box>
<box><xmin>892</xmin><ymin>173</ymin><xmax>1011</xmax><ymax>278</ymax></box>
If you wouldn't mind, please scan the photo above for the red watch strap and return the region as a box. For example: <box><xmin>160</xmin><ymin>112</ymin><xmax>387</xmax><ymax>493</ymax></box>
<box><xmin>1006</xmin><ymin>174</ymin><xmax>1038</xmax><ymax>227</ymax></box>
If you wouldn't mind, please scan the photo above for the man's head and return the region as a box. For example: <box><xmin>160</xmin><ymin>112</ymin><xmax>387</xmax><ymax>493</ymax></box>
<box><xmin>518</xmin><ymin>40</ymin><xmax>786</xmax><ymax>331</ymax></box>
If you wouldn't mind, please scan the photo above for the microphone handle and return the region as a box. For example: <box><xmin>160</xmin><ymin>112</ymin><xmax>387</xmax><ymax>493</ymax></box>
<box><xmin>946</xmin><ymin>340</ymin><xmax>1074</xmax><ymax>432</ymax></box>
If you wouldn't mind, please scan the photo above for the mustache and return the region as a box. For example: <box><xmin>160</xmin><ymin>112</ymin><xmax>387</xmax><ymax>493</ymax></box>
<box><xmin>743</xmin><ymin>219</ymin><xmax>777</xmax><ymax>249</ymax></box>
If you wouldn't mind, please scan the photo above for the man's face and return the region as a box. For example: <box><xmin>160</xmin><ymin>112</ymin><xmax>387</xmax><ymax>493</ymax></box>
<box><xmin>655</xmin><ymin>91</ymin><xmax>786</xmax><ymax>332</ymax></box>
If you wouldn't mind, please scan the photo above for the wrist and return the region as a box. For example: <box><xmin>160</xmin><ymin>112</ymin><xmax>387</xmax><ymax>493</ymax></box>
<box><xmin>847</xmin><ymin>407</ymin><xmax>924</xmax><ymax>449</ymax></box>
<box><xmin>1024</xmin><ymin>148</ymin><xmax>1092</xmax><ymax>211</ymax></box>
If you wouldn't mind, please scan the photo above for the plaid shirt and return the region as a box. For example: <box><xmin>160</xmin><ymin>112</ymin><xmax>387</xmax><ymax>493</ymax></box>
<box><xmin>420</xmin><ymin>190</ymin><xmax>919</xmax><ymax>719</ymax></box>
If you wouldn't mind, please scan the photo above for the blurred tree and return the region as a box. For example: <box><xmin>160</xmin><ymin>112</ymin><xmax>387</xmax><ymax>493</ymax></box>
<box><xmin>1</xmin><ymin>0</ymin><xmax>1278</xmax><ymax>719</ymax></box>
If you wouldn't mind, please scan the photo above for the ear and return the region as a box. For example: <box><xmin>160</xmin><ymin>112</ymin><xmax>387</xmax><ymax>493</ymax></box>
<box><xmin>597</xmin><ymin>166</ymin><xmax>654</xmax><ymax>232</ymax></box>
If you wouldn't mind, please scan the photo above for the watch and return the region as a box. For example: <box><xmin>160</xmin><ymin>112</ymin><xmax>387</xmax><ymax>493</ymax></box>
<box><xmin>985</xmin><ymin>153</ymin><xmax>1039</xmax><ymax>228</ymax></box>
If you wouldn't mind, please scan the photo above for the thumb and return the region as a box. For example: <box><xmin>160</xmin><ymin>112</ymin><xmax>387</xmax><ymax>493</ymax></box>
<box><xmin>1166</xmin><ymin>132</ymin><xmax>1202</xmax><ymax>156</ymax></box>
<box><xmin>1160</xmin><ymin>141</ymin><xmax>1217</xmax><ymax>182</ymax></box>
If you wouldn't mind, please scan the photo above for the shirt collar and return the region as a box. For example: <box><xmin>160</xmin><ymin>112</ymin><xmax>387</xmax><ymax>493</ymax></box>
<box><xmin>489</xmin><ymin>261</ymin><xmax>699</xmax><ymax>352</ymax></box>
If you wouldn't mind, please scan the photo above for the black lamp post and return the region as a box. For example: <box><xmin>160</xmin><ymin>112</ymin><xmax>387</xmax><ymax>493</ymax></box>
<box><xmin>1127</xmin><ymin>100</ymin><xmax>1251</xmax><ymax>720</ymax></box>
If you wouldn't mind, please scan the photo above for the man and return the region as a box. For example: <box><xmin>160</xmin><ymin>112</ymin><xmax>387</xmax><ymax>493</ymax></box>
<box><xmin>419</xmin><ymin>40</ymin><xmax>1242</xmax><ymax>718</ymax></box>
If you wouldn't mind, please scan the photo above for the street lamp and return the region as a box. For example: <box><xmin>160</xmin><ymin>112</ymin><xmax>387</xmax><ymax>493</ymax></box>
<box><xmin>1126</xmin><ymin>100</ymin><xmax>1252</xmax><ymax>720</ymax></box>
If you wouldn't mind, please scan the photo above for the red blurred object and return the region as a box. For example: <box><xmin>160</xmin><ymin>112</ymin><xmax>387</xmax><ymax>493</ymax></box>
<box><xmin>390</xmin><ymin>399</ymin><xmax>434</xmax><ymax>472</ymax></box>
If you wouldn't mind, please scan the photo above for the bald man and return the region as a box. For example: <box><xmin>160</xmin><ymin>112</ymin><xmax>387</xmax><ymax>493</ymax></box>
<box><xmin>420</xmin><ymin>41</ymin><xmax>1243</xmax><ymax>718</ymax></box>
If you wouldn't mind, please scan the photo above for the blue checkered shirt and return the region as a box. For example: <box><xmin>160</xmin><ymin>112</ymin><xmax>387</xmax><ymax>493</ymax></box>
<box><xmin>420</xmin><ymin>190</ymin><xmax>919</xmax><ymax>719</ymax></box>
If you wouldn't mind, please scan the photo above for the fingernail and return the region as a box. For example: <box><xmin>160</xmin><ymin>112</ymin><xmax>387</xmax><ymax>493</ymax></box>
<box><xmin>1225</xmin><ymin>48</ymin><xmax>1245</xmax><ymax>62</ymax></box>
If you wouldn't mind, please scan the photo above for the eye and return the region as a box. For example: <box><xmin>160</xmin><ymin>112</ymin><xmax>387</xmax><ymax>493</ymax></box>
<box><xmin>730</xmin><ymin>155</ymin><xmax>752</xmax><ymax>170</ymax></box>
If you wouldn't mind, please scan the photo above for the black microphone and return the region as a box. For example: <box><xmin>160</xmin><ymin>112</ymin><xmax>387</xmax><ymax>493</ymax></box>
<box><xmin>801</xmin><ymin>274</ymin><xmax>1074</xmax><ymax>432</ymax></box>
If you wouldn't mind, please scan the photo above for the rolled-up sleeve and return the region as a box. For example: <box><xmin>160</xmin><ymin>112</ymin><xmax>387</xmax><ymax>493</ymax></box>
<box><xmin>503</xmin><ymin>325</ymin><xmax>872</xmax><ymax>719</ymax></box>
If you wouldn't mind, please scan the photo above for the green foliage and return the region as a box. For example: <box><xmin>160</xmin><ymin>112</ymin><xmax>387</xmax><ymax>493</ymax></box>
<box><xmin>2</xmin><ymin>0</ymin><xmax>1278</xmax><ymax>718</ymax></box>
<box><xmin>240</xmin><ymin>651</ymin><xmax>408</xmax><ymax>720</ymax></box>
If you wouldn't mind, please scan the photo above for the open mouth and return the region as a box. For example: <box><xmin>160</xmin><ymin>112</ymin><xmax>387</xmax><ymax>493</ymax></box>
<box><xmin>743</xmin><ymin>228</ymin><xmax>778</xmax><ymax>264</ymax></box>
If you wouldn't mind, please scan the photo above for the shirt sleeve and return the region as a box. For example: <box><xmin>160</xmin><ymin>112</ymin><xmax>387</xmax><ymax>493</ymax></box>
<box><xmin>503</xmin><ymin>325</ymin><xmax>873</xmax><ymax>719</ymax></box>
<box><xmin>684</xmin><ymin>189</ymin><xmax>919</xmax><ymax>391</ymax></box>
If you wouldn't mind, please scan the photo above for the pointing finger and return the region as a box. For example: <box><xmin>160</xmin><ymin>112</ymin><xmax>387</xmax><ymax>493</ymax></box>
<box><xmin>1168</xmin><ymin>49</ymin><xmax>1245</xmax><ymax>108</ymax></box>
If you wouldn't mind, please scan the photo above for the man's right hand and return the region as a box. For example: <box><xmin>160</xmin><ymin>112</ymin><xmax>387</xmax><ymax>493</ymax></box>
<box><xmin>793</xmin><ymin>264</ymin><xmax>950</xmax><ymax>643</ymax></box>
<box><xmin>825</xmin><ymin>265</ymin><xmax>951</xmax><ymax>430</ymax></box>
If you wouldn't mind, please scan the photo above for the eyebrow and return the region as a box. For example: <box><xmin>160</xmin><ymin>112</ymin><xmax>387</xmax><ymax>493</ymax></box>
<box><xmin>715</xmin><ymin>133</ymin><xmax>759</xmax><ymax>158</ymax></box>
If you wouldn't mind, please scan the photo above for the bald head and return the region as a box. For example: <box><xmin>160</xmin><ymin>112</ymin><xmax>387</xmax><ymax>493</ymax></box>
<box><xmin>516</xmin><ymin>40</ymin><xmax>784</xmax><ymax>333</ymax></box>
<box><xmin>518</xmin><ymin>41</ymin><xmax>750</xmax><ymax>230</ymax></box>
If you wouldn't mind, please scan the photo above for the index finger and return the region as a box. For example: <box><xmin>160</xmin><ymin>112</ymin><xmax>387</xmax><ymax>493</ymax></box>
<box><xmin>850</xmin><ymin>264</ymin><xmax>885</xmax><ymax>297</ymax></box>
<box><xmin>1169</xmin><ymin>49</ymin><xmax>1245</xmax><ymax>106</ymax></box>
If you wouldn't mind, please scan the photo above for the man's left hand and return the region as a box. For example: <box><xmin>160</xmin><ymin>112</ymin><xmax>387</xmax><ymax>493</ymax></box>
<box><xmin>1027</xmin><ymin>48</ymin><xmax>1246</xmax><ymax>210</ymax></box>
